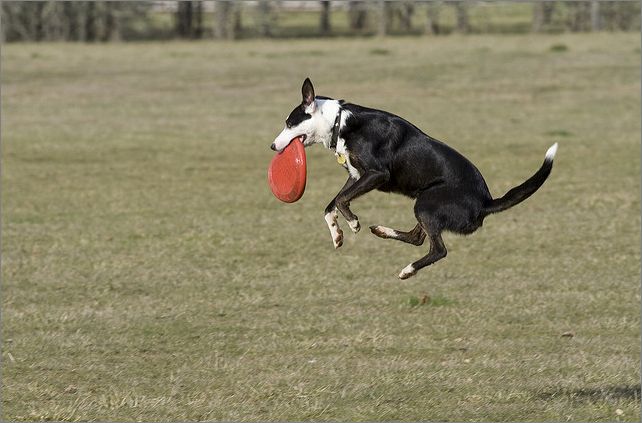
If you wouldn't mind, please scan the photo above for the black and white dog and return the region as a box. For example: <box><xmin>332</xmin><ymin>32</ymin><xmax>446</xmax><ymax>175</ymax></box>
<box><xmin>271</xmin><ymin>78</ymin><xmax>557</xmax><ymax>280</ymax></box>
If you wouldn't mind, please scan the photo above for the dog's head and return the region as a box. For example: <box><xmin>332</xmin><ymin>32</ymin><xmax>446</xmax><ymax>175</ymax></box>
<box><xmin>271</xmin><ymin>78</ymin><xmax>326</xmax><ymax>152</ymax></box>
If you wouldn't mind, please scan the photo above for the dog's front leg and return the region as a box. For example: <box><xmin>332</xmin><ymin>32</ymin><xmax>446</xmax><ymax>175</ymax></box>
<box><xmin>325</xmin><ymin>177</ymin><xmax>356</xmax><ymax>249</ymax></box>
<box><xmin>325</xmin><ymin>171</ymin><xmax>389</xmax><ymax>248</ymax></box>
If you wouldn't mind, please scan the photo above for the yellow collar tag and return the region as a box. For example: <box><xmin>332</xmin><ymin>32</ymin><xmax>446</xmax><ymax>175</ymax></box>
<box><xmin>336</xmin><ymin>153</ymin><xmax>347</xmax><ymax>165</ymax></box>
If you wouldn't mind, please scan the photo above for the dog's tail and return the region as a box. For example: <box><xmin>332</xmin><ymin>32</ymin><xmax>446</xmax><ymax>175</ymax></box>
<box><xmin>483</xmin><ymin>143</ymin><xmax>558</xmax><ymax>216</ymax></box>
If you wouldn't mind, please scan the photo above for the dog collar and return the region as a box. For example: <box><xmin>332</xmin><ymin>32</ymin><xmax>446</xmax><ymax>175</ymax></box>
<box><xmin>329</xmin><ymin>108</ymin><xmax>342</xmax><ymax>150</ymax></box>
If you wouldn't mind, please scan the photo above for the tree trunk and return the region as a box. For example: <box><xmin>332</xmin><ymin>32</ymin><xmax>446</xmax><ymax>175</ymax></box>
<box><xmin>176</xmin><ymin>1</ymin><xmax>193</xmax><ymax>38</ymax></box>
<box><xmin>377</xmin><ymin>0</ymin><xmax>394</xmax><ymax>36</ymax></box>
<box><xmin>532</xmin><ymin>2</ymin><xmax>544</xmax><ymax>32</ymax></box>
<box><xmin>348</xmin><ymin>1</ymin><xmax>367</xmax><ymax>31</ymax></box>
<box><xmin>62</xmin><ymin>2</ymin><xmax>76</xmax><ymax>41</ymax></box>
<box><xmin>194</xmin><ymin>1</ymin><xmax>203</xmax><ymax>38</ymax></box>
<box><xmin>84</xmin><ymin>1</ymin><xmax>97</xmax><ymax>41</ymax></box>
<box><xmin>615</xmin><ymin>2</ymin><xmax>636</xmax><ymax>31</ymax></box>
<box><xmin>399</xmin><ymin>1</ymin><xmax>414</xmax><ymax>32</ymax></box>
<box><xmin>257</xmin><ymin>0</ymin><xmax>276</xmax><ymax>38</ymax></box>
<box><xmin>43</xmin><ymin>1</ymin><xmax>65</xmax><ymax>41</ymax></box>
<box><xmin>567</xmin><ymin>1</ymin><xmax>591</xmax><ymax>32</ymax></box>
<box><xmin>425</xmin><ymin>1</ymin><xmax>440</xmax><ymax>35</ymax></box>
<box><xmin>590</xmin><ymin>0</ymin><xmax>600</xmax><ymax>31</ymax></box>
<box><xmin>600</xmin><ymin>2</ymin><xmax>618</xmax><ymax>31</ymax></box>
<box><xmin>454</xmin><ymin>1</ymin><xmax>470</xmax><ymax>34</ymax></box>
<box><xmin>94</xmin><ymin>1</ymin><xmax>106</xmax><ymax>41</ymax></box>
<box><xmin>15</xmin><ymin>4</ymin><xmax>34</xmax><ymax>41</ymax></box>
<box><xmin>233</xmin><ymin>3</ymin><xmax>242</xmax><ymax>38</ymax></box>
<box><xmin>0</xmin><ymin>4</ymin><xmax>6</xmax><ymax>43</ymax></box>
<box><xmin>320</xmin><ymin>1</ymin><xmax>331</xmax><ymax>36</ymax></box>
<box><xmin>33</xmin><ymin>1</ymin><xmax>46</xmax><ymax>41</ymax></box>
<box><xmin>76</xmin><ymin>2</ymin><xmax>87</xmax><ymax>41</ymax></box>
<box><xmin>102</xmin><ymin>2</ymin><xmax>120</xmax><ymax>41</ymax></box>
<box><xmin>215</xmin><ymin>0</ymin><xmax>232</xmax><ymax>39</ymax></box>
<box><xmin>534</xmin><ymin>1</ymin><xmax>556</xmax><ymax>32</ymax></box>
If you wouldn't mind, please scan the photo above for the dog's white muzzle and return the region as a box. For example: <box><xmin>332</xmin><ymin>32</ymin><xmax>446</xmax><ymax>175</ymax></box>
<box><xmin>272</xmin><ymin>126</ymin><xmax>307</xmax><ymax>152</ymax></box>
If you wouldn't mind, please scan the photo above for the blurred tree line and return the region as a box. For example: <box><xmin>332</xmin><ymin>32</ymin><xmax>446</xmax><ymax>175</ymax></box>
<box><xmin>2</xmin><ymin>1</ymin><xmax>639</xmax><ymax>42</ymax></box>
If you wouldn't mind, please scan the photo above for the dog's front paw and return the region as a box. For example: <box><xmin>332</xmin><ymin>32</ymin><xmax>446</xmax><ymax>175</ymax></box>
<box><xmin>333</xmin><ymin>228</ymin><xmax>344</xmax><ymax>249</ymax></box>
<box><xmin>325</xmin><ymin>210</ymin><xmax>344</xmax><ymax>249</ymax></box>
<box><xmin>398</xmin><ymin>264</ymin><xmax>417</xmax><ymax>280</ymax></box>
<box><xmin>347</xmin><ymin>219</ymin><xmax>360</xmax><ymax>233</ymax></box>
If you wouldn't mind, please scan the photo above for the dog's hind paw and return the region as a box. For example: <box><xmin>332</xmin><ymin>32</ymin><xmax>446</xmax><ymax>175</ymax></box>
<box><xmin>398</xmin><ymin>264</ymin><xmax>417</xmax><ymax>280</ymax></box>
<box><xmin>347</xmin><ymin>219</ymin><xmax>360</xmax><ymax>233</ymax></box>
<box><xmin>370</xmin><ymin>225</ymin><xmax>395</xmax><ymax>239</ymax></box>
<box><xmin>370</xmin><ymin>225</ymin><xmax>383</xmax><ymax>237</ymax></box>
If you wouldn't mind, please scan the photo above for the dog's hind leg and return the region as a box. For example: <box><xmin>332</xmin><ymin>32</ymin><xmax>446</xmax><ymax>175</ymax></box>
<box><xmin>398</xmin><ymin>230</ymin><xmax>447</xmax><ymax>279</ymax></box>
<box><xmin>369</xmin><ymin>223</ymin><xmax>426</xmax><ymax>246</ymax></box>
<box><xmin>398</xmin><ymin>192</ymin><xmax>450</xmax><ymax>279</ymax></box>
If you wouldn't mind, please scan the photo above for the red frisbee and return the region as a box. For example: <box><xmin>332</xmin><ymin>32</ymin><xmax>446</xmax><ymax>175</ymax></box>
<box><xmin>268</xmin><ymin>137</ymin><xmax>307</xmax><ymax>203</ymax></box>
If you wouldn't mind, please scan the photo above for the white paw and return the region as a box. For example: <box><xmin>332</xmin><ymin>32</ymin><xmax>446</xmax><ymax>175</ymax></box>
<box><xmin>333</xmin><ymin>228</ymin><xmax>344</xmax><ymax>249</ymax></box>
<box><xmin>398</xmin><ymin>264</ymin><xmax>417</xmax><ymax>280</ymax></box>
<box><xmin>347</xmin><ymin>219</ymin><xmax>360</xmax><ymax>233</ymax></box>
<box><xmin>325</xmin><ymin>210</ymin><xmax>343</xmax><ymax>249</ymax></box>
<box><xmin>370</xmin><ymin>225</ymin><xmax>397</xmax><ymax>239</ymax></box>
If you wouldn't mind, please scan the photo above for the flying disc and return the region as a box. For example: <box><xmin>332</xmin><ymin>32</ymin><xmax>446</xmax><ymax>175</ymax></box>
<box><xmin>268</xmin><ymin>137</ymin><xmax>307</xmax><ymax>203</ymax></box>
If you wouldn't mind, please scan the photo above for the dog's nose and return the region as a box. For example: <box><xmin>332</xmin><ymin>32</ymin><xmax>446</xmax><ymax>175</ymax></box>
<box><xmin>270</xmin><ymin>143</ymin><xmax>277</xmax><ymax>151</ymax></box>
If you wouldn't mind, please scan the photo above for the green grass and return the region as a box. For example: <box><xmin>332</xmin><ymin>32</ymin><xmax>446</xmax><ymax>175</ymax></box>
<box><xmin>550</xmin><ymin>42</ymin><xmax>570</xmax><ymax>52</ymax></box>
<box><xmin>2</xmin><ymin>33</ymin><xmax>640</xmax><ymax>421</ymax></box>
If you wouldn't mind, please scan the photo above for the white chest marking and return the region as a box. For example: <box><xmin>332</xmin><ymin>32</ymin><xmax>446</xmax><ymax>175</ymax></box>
<box><xmin>336</xmin><ymin>138</ymin><xmax>361</xmax><ymax>180</ymax></box>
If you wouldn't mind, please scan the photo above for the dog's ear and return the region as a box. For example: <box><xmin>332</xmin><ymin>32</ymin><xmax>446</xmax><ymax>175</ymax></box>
<box><xmin>302</xmin><ymin>78</ymin><xmax>315</xmax><ymax>112</ymax></box>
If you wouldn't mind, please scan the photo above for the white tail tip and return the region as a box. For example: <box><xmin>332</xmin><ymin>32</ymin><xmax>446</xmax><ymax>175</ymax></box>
<box><xmin>545</xmin><ymin>143</ymin><xmax>558</xmax><ymax>161</ymax></box>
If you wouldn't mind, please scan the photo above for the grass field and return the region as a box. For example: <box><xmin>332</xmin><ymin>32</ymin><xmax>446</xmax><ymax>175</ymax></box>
<box><xmin>2</xmin><ymin>33</ymin><xmax>640</xmax><ymax>421</ymax></box>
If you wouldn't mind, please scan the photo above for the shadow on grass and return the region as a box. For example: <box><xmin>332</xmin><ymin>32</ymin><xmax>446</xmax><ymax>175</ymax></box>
<box><xmin>538</xmin><ymin>385</ymin><xmax>641</xmax><ymax>403</ymax></box>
